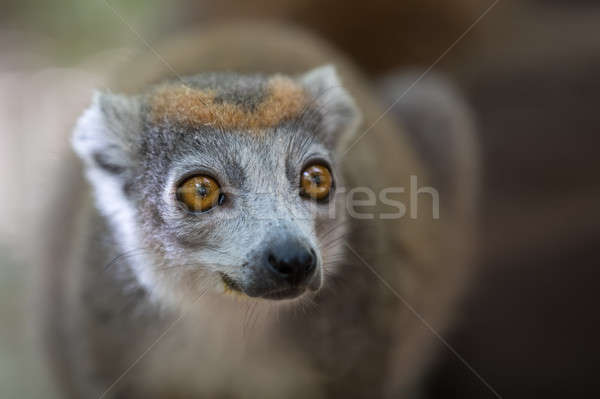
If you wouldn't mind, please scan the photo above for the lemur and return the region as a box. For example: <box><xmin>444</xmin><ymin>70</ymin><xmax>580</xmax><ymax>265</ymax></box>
<box><xmin>39</xmin><ymin>23</ymin><xmax>478</xmax><ymax>398</ymax></box>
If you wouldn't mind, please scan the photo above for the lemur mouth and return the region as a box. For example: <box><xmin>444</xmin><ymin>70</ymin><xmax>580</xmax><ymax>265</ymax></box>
<box><xmin>220</xmin><ymin>273</ymin><xmax>243</xmax><ymax>294</ymax></box>
<box><xmin>261</xmin><ymin>287</ymin><xmax>306</xmax><ymax>300</ymax></box>
<box><xmin>219</xmin><ymin>273</ymin><xmax>309</xmax><ymax>300</ymax></box>
<box><xmin>220</xmin><ymin>271</ymin><xmax>320</xmax><ymax>300</ymax></box>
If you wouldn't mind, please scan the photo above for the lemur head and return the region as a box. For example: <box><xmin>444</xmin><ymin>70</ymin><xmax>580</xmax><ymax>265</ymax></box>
<box><xmin>73</xmin><ymin>65</ymin><xmax>361</xmax><ymax>306</ymax></box>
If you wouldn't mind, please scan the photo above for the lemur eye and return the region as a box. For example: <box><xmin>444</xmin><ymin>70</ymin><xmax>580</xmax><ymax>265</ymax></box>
<box><xmin>300</xmin><ymin>164</ymin><xmax>333</xmax><ymax>201</ymax></box>
<box><xmin>176</xmin><ymin>175</ymin><xmax>222</xmax><ymax>213</ymax></box>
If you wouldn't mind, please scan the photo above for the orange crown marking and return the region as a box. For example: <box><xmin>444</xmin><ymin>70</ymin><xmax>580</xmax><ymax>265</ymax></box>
<box><xmin>149</xmin><ymin>76</ymin><xmax>307</xmax><ymax>133</ymax></box>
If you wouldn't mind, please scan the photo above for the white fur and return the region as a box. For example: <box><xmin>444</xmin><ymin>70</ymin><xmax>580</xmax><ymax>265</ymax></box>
<box><xmin>72</xmin><ymin>96</ymin><xmax>162</xmax><ymax>302</ymax></box>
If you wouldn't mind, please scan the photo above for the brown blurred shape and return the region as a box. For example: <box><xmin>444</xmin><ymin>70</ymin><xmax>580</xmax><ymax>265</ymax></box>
<box><xmin>177</xmin><ymin>0</ymin><xmax>482</xmax><ymax>75</ymax></box>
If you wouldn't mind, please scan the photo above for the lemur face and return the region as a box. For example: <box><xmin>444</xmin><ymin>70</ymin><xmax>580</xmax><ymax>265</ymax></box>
<box><xmin>73</xmin><ymin>66</ymin><xmax>361</xmax><ymax>307</ymax></box>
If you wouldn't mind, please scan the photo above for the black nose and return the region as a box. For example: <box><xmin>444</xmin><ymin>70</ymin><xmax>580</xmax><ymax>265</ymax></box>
<box><xmin>266</xmin><ymin>240</ymin><xmax>317</xmax><ymax>286</ymax></box>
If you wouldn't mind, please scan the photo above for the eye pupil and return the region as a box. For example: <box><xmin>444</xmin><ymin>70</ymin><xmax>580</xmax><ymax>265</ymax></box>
<box><xmin>312</xmin><ymin>175</ymin><xmax>322</xmax><ymax>186</ymax></box>
<box><xmin>196</xmin><ymin>183</ymin><xmax>208</xmax><ymax>198</ymax></box>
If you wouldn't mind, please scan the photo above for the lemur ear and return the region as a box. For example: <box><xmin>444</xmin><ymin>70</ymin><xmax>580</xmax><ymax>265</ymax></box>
<box><xmin>299</xmin><ymin>65</ymin><xmax>362</xmax><ymax>150</ymax></box>
<box><xmin>72</xmin><ymin>91</ymin><xmax>141</xmax><ymax>175</ymax></box>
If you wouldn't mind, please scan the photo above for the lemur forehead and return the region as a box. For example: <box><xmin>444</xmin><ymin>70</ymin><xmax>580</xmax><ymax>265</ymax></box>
<box><xmin>148</xmin><ymin>75</ymin><xmax>307</xmax><ymax>133</ymax></box>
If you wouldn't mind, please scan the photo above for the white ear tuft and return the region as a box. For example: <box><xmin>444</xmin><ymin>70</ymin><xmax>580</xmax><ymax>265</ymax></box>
<box><xmin>72</xmin><ymin>91</ymin><xmax>141</xmax><ymax>175</ymax></box>
<box><xmin>301</xmin><ymin>65</ymin><xmax>340</xmax><ymax>92</ymax></box>
<box><xmin>300</xmin><ymin>65</ymin><xmax>362</xmax><ymax>150</ymax></box>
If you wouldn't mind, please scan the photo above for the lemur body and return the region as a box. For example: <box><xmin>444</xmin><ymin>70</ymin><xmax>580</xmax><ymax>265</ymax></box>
<box><xmin>40</xmin><ymin>23</ymin><xmax>477</xmax><ymax>398</ymax></box>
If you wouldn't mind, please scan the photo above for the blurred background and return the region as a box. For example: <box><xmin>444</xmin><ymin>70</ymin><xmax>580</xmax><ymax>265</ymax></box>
<box><xmin>1</xmin><ymin>0</ymin><xmax>599</xmax><ymax>397</ymax></box>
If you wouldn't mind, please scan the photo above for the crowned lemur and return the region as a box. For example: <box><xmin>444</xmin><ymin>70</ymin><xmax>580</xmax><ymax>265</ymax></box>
<box><xmin>39</xmin><ymin>23</ymin><xmax>478</xmax><ymax>398</ymax></box>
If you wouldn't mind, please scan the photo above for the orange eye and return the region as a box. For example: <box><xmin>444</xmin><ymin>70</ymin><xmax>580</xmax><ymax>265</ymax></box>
<box><xmin>176</xmin><ymin>175</ymin><xmax>222</xmax><ymax>213</ymax></box>
<box><xmin>300</xmin><ymin>164</ymin><xmax>333</xmax><ymax>201</ymax></box>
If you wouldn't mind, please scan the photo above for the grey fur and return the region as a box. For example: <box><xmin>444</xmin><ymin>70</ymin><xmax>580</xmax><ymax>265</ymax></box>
<box><xmin>40</xmin><ymin>24</ymin><xmax>478</xmax><ymax>399</ymax></box>
<box><xmin>72</xmin><ymin>66</ymin><xmax>354</xmax><ymax>309</ymax></box>
<box><xmin>181</xmin><ymin>73</ymin><xmax>269</xmax><ymax>111</ymax></box>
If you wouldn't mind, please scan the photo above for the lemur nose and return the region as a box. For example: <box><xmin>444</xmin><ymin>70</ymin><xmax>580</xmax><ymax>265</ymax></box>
<box><xmin>266</xmin><ymin>240</ymin><xmax>317</xmax><ymax>286</ymax></box>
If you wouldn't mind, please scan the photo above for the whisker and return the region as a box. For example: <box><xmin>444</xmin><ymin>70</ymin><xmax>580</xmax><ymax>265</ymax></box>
<box><xmin>317</xmin><ymin>220</ymin><xmax>351</xmax><ymax>242</ymax></box>
<box><xmin>104</xmin><ymin>247</ymin><xmax>150</xmax><ymax>271</ymax></box>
